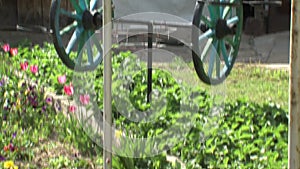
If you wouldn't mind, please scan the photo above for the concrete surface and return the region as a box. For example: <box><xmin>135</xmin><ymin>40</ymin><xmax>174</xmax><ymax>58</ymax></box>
<box><xmin>0</xmin><ymin>30</ymin><xmax>290</xmax><ymax>65</ymax></box>
<box><xmin>237</xmin><ymin>31</ymin><xmax>290</xmax><ymax>64</ymax></box>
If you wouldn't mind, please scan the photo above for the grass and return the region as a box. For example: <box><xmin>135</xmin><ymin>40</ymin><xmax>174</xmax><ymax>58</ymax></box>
<box><xmin>225</xmin><ymin>64</ymin><xmax>289</xmax><ymax>110</ymax></box>
<box><xmin>156</xmin><ymin>61</ymin><xmax>289</xmax><ymax>110</ymax></box>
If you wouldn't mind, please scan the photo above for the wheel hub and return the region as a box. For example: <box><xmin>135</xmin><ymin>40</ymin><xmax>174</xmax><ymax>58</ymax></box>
<box><xmin>215</xmin><ymin>19</ymin><xmax>235</xmax><ymax>39</ymax></box>
<box><xmin>82</xmin><ymin>10</ymin><xmax>102</xmax><ymax>30</ymax></box>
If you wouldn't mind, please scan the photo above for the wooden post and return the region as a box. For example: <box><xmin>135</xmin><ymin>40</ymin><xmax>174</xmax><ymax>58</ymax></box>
<box><xmin>289</xmin><ymin>0</ymin><xmax>300</xmax><ymax>168</ymax></box>
<box><xmin>103</xmin><ymin>0</ymin><xmax>113</xmax><ymax>168</ymax></box>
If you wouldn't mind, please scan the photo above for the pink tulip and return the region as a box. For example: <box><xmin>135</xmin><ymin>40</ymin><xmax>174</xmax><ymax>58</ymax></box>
<box><xmin>80</xmin><ymin>94</ymin><xmax>90</xmax><ymax>105</ymax></box>
<box><xmin>57</xmin><ymin>75</ymin><xmax>67</xmax><ymax>84</ymax></box>
<box><xmin>30</xmin><ymin>65</ymin><xmax>38</xmax><ymax>74</ymax></box>
<box><xmin>20</xmin><ymin>62</ymin><xmax>28</xmax><ymax>71</ymax></box>
<box><xmin>68</xmin><ymin>105</ymin><xmax>76</xmax><ymax>113</ymax></box>
<box><xmin>64</xmin><ymin>83</ymin><xmax>74</xmax><ymax>96</ymax></box>
<box><xmin>9</xmin><ymin>48</ymin><xmax>18</xmax><ymax>56</ymax></box>
<box><xmin>2</xmin><ymin>44</ymin><xmax>10</xmax><ymax>52</ymax></box>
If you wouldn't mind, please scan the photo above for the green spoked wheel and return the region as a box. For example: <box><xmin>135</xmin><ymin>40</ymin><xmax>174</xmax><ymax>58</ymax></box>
<box><xmin>192</xmin><ymin>0</ymin><xmax>243</xmax><ymax>85</ymax></box>
<box><xmin>50</xmin><ymin>0</ymin><xmax>103</xmax><ymax>71</ymax></box>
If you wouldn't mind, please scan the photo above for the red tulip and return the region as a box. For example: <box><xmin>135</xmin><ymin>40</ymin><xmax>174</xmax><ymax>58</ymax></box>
<box><xmin>3</xmin><ymin>145</ymin><xmax>9</xmax><ymax>152</ymax></box>
<box><xmin>80</xmin><ymin>94</ymin><xmax>90</xmax><ymax>105</ymax></box>
<box><xmin>20</xmin><ymin>62</ymin><xmax>28</xmax><ymax>71</ymax></box>
<box><xmin>64</xmin><ymin>83</ymin><xmax>74</xmax><ymax>96</ymax></box>
<box><xmin>68</xmin><ymin>105</ymin><xmax>76</xmax><ymax>113</ymax></box>
<box><xmin>9</xmin><ymin>48</ymin><xmax>18</xmax><ymax>56</ymax></box>
<box><xmin>2</xmin><ymin>44</ymin><xmax>10</xmax><ymax>52</ymax></box>
<box><xmin>30</xmin><ymin>65</ymin><xmax>38</xmax><ymax>74</ymax></box>
<box><xmin>8</xmin><ymin>143</ymin><xmax>15</xmax><ymax>152</ymax></box>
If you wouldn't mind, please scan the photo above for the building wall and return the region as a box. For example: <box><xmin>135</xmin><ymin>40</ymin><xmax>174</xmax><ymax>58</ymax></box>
<box><xmin>243</xmin><ymin>0</ymin><xmax>291</xmax><ymax>35</ymax></box>
<box><xmin>0</xmin><ymin>0</ymin><xmax>70</xmax><ymax>30</ymax></box>
<box><xmin>0</xmin><ymin>0</ymin><xmax>291</xmax><ymax>34</ymax></box>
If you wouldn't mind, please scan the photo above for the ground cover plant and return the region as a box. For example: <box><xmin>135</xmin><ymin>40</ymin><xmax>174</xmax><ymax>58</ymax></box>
<box><xmin>0</xmin><ymin>42</ymin><xmax>288</xmax><ymax>168</ymax></box>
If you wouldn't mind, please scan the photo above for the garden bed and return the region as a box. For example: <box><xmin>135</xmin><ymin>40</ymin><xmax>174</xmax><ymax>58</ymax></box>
<box><xmin>0</xmin><ymin>42</ymin><xmax>288</xmax><ymax>168</ymax></box>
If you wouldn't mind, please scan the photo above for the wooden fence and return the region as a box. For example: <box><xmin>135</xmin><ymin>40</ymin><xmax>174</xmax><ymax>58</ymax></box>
<box><xmin>0</xmin><ymin>0</ymin><xmax>71</xmax><ymax>30</ymax></box>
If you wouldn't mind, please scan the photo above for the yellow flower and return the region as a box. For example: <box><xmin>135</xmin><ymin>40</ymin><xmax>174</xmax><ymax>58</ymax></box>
<box><xmin>4</xmin><ymin>91</ymin><xmax>8</xmax><ymax>98</ymax></box>
<box><xmin>16</xmin><ymin>99</ymin><xmax>21</xmax><ymax>110</ymax></box>
<box><xmin>18</xmin><ymin>80</ymin><xmax>24</xmax><ymax>89</ymax></box>
<box><xmin>4</xmin><ymin>160</ymin><xmax>18</xmax><ymax>169</ymax></box>
<box><xmin>115</xmin><ymin>130</ymin><xmax>122</xmax><ymax>139</ymax></box>
<box><xmin>24</xmin><ymin>89</ymin><xmax>29</xmax><ymax>96</ymax></box>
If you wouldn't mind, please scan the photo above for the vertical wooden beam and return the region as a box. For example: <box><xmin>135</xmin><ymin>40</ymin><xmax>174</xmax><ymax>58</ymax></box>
<box><xmin>103</xmin><ymin>0</ymin><xmax>113</xmax><ymax>168</ymax></box>
<box><xmin>289</xmin><ymin>0</ymin><xmax>300</xmax><ymax>168</ymax></box>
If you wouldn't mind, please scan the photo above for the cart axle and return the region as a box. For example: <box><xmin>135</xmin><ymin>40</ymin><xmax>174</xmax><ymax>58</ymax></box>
<box><xmin>82</xmin><ymin>10</ymin><xmax>103</xmax><ymax>30</ymax></box>
<box><xmin>216</xmin><ymin>19</ymin><xmax>235</xmax><ymax>39</ymax></box>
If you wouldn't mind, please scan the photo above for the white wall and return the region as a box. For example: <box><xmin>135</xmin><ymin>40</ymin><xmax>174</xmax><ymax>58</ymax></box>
<box><xmin>113</xmin><ymin>0</ymin><xmax>196</xmax><ymax>22</ymax></box>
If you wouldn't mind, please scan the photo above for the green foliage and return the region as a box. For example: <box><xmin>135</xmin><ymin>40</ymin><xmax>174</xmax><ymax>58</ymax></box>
<box><xmin>175</xmin><ymin>100</ymin><xmax>288</xmax><ymax>169</ymax></box>
<box><xmin>0</xmin><ymin>42</ymin><xmax>288</xmax><ymax>168</ymax></box>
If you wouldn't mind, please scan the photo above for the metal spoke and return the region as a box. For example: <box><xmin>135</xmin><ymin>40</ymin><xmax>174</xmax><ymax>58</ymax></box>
<box><xmin>92</xmin><ymin>35</ymin><xmax>102</xmax><ymax>54</ymax></box>
<box><xmin>227</xmin><ymin>16</ymin><xmax>239</xmax><ymax>25</ymax></box>
<box><xmin>220</xmin><ymin>0</ymin><xmax>224</xmax><ymax>18</ymax></box>
<box><xmin>86</xmin><ymin>33</ymin><xmax>94</xmax><ymax>65</ymax></box>
<box><xmin>216</xmin><ymin>46</ymin><xmax>221</xmax><ymax>78</ymax></box>
<box><xmin>201</xmin><ymin>38</ymin><xmax>213</xmax><ymax>61</ymax></box>
<box><xmin>208</xmin><ymin>41</ymin><xmax>218</xmax><ymax>78</ymax></box>
<box><xmin>90</xmin><ymin>32</ymin><xmax>103</xmax><ymax>62</ymax></box>
<box><xmin>220</xmin><ymin>40</ymin><xmax>231</xmax><ymax>67</ymax></box>
<box><xmin>90</xmin><ymin>0</ymin><xmax>98</xmax><ymax>10</ymax></box>
<box><xmin>70</xmin><ymin>0</ymin><xmax>82</xmax><ymax>13</ymax></box>
<box><xmin>85</xmin><ymin>0</ymin><xmax>90</xmax><ymax>9</ymax></box>
<box><xmin>60</xmin><ymin>21</ymin><xmax>78</xmax><ymax>35</ymax></box>
<box><xmin>76</xmin><ymin>31</ymin><xmax>87</xmax><ymax>66</ymax></box>
<box><xmin>66</xmin><ymin>27</ymin><xmax>83</xmax><ymax>54</ymax></box>
<box><xmin>198</xmin><ymin>29</ymin><xmax>214</xmax><ymax>43</ymax></box>
<box><xmin>224</xmin><ymin>36</ymin><xmax>235</xmax><ymax>46</ymax></box>
<box><xmin>201</xmin><ymin>15</ymin><xmax>213</xmax><ymax>28</ymax></box>
<box><xmin>96</xmin><ymin>7</ymin><xmax>103</xmax><ymax>13</ymax></box>
<box><xmin>208</xmin><ymin>5</ymin><xmax>218</xmax><ymax>21</ymax></box>
<box><xmin>222</xmin><ymin>0</ymin><xmax>235</xmax><ymax>19</ymax></box>
<box><xmin>79</xmin><ymin>0</ymin><xmax>88</xmax><ymax>10</ymax></box>
<box><xmin>60</xmin><ymin>8</ymin><xmax>81</xmax><ymax>20</ymax></box>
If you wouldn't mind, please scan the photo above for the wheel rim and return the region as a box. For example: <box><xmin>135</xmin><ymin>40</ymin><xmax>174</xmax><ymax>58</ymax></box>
<box><xmin>192</xmin><ymin>0</ymin><xmax>243</xmax><ymax>85</ymax></box>
<box><xmin>50</xmin><ymin>0</ymin><xmax>103</xmax><ymax>71</ymax></box>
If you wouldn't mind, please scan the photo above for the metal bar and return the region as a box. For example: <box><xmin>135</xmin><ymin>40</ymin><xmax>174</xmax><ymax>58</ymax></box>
<box><xmin>197</xmin><ymin>0</ymin><xmax>241</xmax><ymax>6</ymax></box>
<box><xmin>196</xmin><ymin>0</ymin><xmax>282</xmax><ymax>6</ymax></box>
<box><xmin>147</xmin><ymin>23</ymin><xmax>153</xmax><ymax>103</ymax></box>
<box><xmin>115</xmin><ymin>18</ymin><xmax>192</xmax><ymax>28</ymax></box>
<box><xmin>103</xmin><ymin>0</ymin><xmax>112</xmax><ymax>168</ymax></box>
<box><xmin>289</xmin><ymin>0</ymin><xmax>300</xmax><ymax>168</ymax></box>
<box><xmin>243</xmin><ymin>1</ymin><xmax>282</xmax><ymax>6</ymax></box>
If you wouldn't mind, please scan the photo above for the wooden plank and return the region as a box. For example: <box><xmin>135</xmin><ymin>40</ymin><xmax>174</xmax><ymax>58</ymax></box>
<box><xmin>17</xmin><ymin>0</ymin><xmax>43</xmax><ymax>26</ymax></box>
<box><xmin>289</xmin><ymin>0</ymin><xmax>300</xmax><ymax>168</ymax></box>
<box><xmin>281</xmin><ymin>0</ymin><xmax>291</xmax><ymax>14</ymax></box>
<box><xmin>42</xmin><ymin>0</ymin><xmax>52</xmax><ymax>28</ymax></box>
<box><xmin>43</xmin><ymin>0</ymin><xmax>72</xmax><ymax>28</ymax></box>
<box><xmin>0</xmin><ymin>0</ymin><xmax>17</xmax><ymax>29</ymax></box>
<box><xmin>268</xmin><ymin>5</ymin><xmax>290</xmax><ymax>33</ymax></box>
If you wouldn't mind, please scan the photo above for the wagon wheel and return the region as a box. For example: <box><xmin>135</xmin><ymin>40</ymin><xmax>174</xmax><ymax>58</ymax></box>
<box><xmin>192</xmin><ymin>0</ymin><xmax>243</xmax><ymax>85</ymax></box>
<box><xmin>50</xmin><ymin>0</ymin><xmax>103</xmax><ymax>71</ymax></box>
